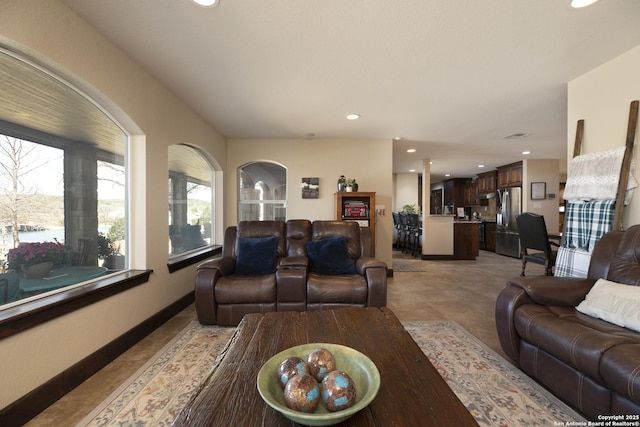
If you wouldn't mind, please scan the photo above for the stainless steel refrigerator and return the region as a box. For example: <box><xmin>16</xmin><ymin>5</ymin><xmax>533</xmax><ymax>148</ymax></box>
<box><xmin>496</xmin><ymin>186</ymin><xmax>521</xmax><ymax>258</ymax></box>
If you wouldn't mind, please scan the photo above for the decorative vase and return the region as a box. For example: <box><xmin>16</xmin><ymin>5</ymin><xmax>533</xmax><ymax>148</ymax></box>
<box><xmin>337</xmin><ymin>175</ymin><xmax>346</xmax><ymax>192</ymax></box>
<box><xmin>21</xmin><ymin>261</ymin><xmax>54</xmax><ymax>279</ymax></box>
<box><xmin>352</xmin><ymin>180</ymin><xmax>359</xmax><ymax>192</ymax></box>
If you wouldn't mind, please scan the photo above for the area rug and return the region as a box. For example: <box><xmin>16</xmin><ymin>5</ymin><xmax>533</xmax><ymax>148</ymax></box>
<box><xmin>392</xmin><ymin>259</ymin><xmax>426</xmax><ymax>272</ymax></box>
<box><xmin>76</xmin><ymin>323</ymin><xmax>235</xmax><ymax>427</ymax></box>
<box><xmin>77</xmin><ymin>320</ymin><xmax>585</xmax><ymax>427</ymax></box>
<box><xmin>404</xmin><ymin>321</ymin><xmax>585</xmax><ymax>426</ymax></box>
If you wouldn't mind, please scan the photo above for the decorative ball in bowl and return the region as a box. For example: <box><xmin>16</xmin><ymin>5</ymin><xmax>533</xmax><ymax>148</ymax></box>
<box><xmin>256</xmin><ymin>343</ymin><xmax>380</xmax><ymax>426</ymax></box>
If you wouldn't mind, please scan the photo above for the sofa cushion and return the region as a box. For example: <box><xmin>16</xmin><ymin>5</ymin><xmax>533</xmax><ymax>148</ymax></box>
<box><xmin>576</xmin><ymin>278</ymin><xmax>640</xmax><ymax>333</ymax></box>
<box><xmin>514</xmin><ymin>304</ymin><xmax>634</xmax><ymax>383</ymax></box>
<box><xmin>305</xmin><ymin>236</ymin><xmax>356</xmax><ymax>275</ymax></box>
<box><xmin>235</xmin><ymin>236</ymin><xmax>278</xmax><ymax>275</ymax></box>
<box><xmin>215</xmin><ymin>274</ymin><xmax>277</xmax><ymax>303</ymax></box>
<box><xmin>307</xmin><ymin>273</ymin><xmax>367</xmax><ymax>304</ymax></box>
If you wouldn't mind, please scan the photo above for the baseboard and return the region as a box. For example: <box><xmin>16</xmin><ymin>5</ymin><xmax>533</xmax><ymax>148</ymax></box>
<box><xmin>421</xmin><ymin>254</ymin><xmax>455</xmax><ymax>260</ymax></box>
<box><xmin>0</xmin><ymin>291</ymin><xmax>195</xmax><ymax>427</ymax></box>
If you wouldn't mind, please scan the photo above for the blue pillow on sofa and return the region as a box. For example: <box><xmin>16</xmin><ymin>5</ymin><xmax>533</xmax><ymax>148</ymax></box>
<box><xmin>305</xmin><ymin>236</ymin><xmax>356</xmax><ymax>275</ymax></box>
<box><xmin>235</xmin><ymin>236</ymin><xmax>279</xmax><ymax>275</ymax></box>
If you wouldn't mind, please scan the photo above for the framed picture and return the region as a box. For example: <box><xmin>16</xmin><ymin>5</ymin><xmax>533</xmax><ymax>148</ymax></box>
<box><xmin>301</xmin><ymin>177</ymin><xmax>319</xmax><ymax>199</ymax></box>
<box><xmin>531</xmin><ymin>182</ymin><xmax>546</xmax><ymax>200</ymax></box>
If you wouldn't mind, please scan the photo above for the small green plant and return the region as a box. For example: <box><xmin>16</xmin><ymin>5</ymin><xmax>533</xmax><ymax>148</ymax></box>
<box><xmin>402</xmin><ymin>204</ymin><xmax>418</xmax><ymax>214</ymax></box>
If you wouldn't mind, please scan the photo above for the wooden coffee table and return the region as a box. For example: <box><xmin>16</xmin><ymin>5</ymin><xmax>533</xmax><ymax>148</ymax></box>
<box><xmin>174</xmin><ymin>307</ymin><xmax>478</xmax><ymax>426</ymax></box>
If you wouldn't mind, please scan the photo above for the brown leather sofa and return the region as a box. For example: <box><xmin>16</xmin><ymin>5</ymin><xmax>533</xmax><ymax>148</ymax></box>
<box><xmin>195</xmin><ymin>220</ymin><xmax>387</xmax><ymax>326</ymax></box>
<box><xmin>495</xmin><ymin>225</ymin><xmax>640</xmax><ymax>419</ymax></box>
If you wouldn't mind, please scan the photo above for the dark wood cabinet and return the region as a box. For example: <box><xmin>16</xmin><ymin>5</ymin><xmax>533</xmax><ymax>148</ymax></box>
<box><xmin>453</xmin><ymin>222</ymin><xmax>479</xmax><ymax>260</ymax></box>
<box><xmin>463</xmin><ymin>181</ymin><xmax>477</xmax><ymax>205</ymax></box>
<box><xmin>443</xmin><ymin>178</ymin><xmax>470</xmax><ymax>209</ymax></box>
<box><xmin>485</xmin><ymin>222</ymin><xmax>496</xmax><ymax>252</ymax></box>
<box><xmin>334</xmin><ymin>192</ymin><xmax>376</xmax><ymax>255</ymax></box>
<box><xmin>476</xmin><ymin>170</ymin><xmax>497</xmax><ymax>195</ymax></box>
<box><xmin>497</xmin><ymin>162</ymin><xmax>522</xmax><ymax>188</ymax></box>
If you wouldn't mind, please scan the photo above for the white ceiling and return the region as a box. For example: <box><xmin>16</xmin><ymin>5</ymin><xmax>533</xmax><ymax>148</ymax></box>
<box><xmin>61</xmin><ymin>0</ymin><xmax>640</xmax><ymax>182</ymax></box>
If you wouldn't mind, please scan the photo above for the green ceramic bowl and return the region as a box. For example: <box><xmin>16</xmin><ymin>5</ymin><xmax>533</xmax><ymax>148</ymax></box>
<box><xmin>256</xmin><ymin>343</ymin><xmax>380</xmax><ymax>426</ymax></box>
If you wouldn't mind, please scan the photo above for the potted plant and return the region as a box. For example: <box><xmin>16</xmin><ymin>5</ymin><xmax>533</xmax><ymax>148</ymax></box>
<box><xmin>98</xmin><ymin>232</ymin><xmax>124</xmax><ymax>270</ymax></box>
<box><xmin>7</xmin><ymin>241</ymin><xmax>66</xmax><ymax>278</ymax></box>
<box><xmin>345</xmin><ymin>179</ymin><xmax>355</xmax><ymax>192</ymax></box>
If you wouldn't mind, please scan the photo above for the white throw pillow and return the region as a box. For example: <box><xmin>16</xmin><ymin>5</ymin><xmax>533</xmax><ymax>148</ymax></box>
<box><xmin>576</xmin><ymin>278</ymin><xmax>640</xmax><ymax>333</ymax></box>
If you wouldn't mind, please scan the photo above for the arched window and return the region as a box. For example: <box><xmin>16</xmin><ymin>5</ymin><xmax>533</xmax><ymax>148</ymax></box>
<box><xmin>239</xmin><ymin>162</ymin><xmax>287</xmax><ymax>221</ymax></box>
<box><xmin>0</xmin><ymin>47</ymin><xmax>128</xmax><ymax>306</ymax></box>
<box><xmin>168</xmin><ymin>144</ymin><xmax>214</xmax><ymax>256</ymax></box>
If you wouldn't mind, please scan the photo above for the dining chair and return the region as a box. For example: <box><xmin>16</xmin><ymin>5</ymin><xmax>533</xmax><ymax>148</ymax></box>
<box><xmin>516</xmin><ymin>212</ymin><xmax>559</xmax><ymax>276</ymax></box>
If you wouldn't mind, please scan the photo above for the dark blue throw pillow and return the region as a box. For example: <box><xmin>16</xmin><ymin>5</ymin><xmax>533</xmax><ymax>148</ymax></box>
<box><xmin>305</xmin><ymin>236</ymin><xmax>357</xmax><ymax>275</ymax></box>
<box><xmin>235</xmin><ymin>236</ymin><xmax>279</xmax><ymax>275</ymax></box>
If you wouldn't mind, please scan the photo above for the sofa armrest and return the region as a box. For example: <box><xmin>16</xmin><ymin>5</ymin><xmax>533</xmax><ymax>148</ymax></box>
<box><xmin>506</xmin><ymin>276</ymin><xmax>596</xmax><ymax>307</ymax></box>
<box><xmin>355</xmin><ymin>257</ymin><xmax>387</xmax><ymax>275</ymax></box>
<box><xmin>496</xmin><ymin>276</ymin><xmax>596</xmax><ymax>364</ymax></box>
<box><xmin>198</xmin><ymin>256</ymin><xmax>236</xmax><ymax>276</ymax></box>
<box><xmin>356</xmin><ymin>257</ymin><xmax>387</xmax><ymax>307</ymax></box>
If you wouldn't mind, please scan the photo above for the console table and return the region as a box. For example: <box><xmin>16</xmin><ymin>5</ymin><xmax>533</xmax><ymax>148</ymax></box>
<box><xmin>174</xmin><ymin>307</ymin><xmax>478</xmax><ymax>426</ymax></box>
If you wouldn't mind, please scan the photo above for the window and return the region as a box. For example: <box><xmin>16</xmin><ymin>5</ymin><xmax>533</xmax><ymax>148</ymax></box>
<box><xmin>0</xmin><ymin>47</ymin><xmax>128</xmax><ymax>307</ymax></box>
<box><xmin>168</xmin><ymin>144</ymin><xmax>214</xmax><ymax>256</ymax></box>
<box><xmin>239</xmin><ymin>162</ymin><xmax>287</xmax><ymax>221</ymax></box>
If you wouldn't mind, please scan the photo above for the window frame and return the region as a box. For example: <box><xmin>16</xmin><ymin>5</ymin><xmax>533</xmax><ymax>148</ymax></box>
<box><xmin>238</xmin><ymin>161</ymin><xmax>288</xmax><ymax>222</ymax></box>
<box><xmin>0</xmin><ymin>47</ymin><xmax>145</xmax><ymax>338</ymax></box>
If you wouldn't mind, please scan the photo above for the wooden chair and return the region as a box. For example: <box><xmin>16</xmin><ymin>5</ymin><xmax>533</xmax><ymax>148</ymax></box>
<box><xmin>516</xmin><ymin>212</ymin><xmax>559</xmax><ymax>276</ymax></box>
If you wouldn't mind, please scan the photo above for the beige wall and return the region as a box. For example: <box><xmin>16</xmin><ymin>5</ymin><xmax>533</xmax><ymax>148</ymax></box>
<box><xmin>522</xmin><ymin>159</ymin><xmax>561</xmax><ymax>234</ymax></box>
<box><xmin>227</xmin><ymin>139</ymin><xmax>393</xmax><ymax>267</ymax></box>
<box><xmin>394</xmin><ymin>173</ymin><xmax>420</xmax><ymax>212</ymax></box>
<box><xmin>0</xmin><ymin>0</ymin><xmax>226</xmax><ymax>407</ymax></box>
<box><xmin>568</xmin><ymin>44</ymin><xmax>640</xmax><ymax>228</ymax></box>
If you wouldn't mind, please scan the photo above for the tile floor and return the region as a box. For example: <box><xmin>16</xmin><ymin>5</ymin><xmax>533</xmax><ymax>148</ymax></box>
<box><xmin>27</xmin><ymin>249</ymin><xmax>537</xmax><ymax>425</ymax></box>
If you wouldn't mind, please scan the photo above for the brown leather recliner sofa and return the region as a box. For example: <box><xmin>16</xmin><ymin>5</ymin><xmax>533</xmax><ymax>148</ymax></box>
<box><xmin>495</xmin><ymin>225</ymin><xmax>640</xmax><ymax>419</ymax></box>
<box><xmin>195</xmin><ymin>220</ymin><xmax>387</xmax><ymax>326</ymax></box>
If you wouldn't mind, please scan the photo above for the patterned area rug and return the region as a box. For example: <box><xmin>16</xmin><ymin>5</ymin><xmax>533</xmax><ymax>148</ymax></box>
<box><xmin>392</xmin><ymin>260</ymin><xmax>426</xmax><ymax>272</ymax></box>
<box><xmin>404</xmin><ymin>321</ymin><xmax>585</xmax><ymax>426</ymax></box>
<box><xmin>77</xmin><ymin>320</ymin><xmax>585</xmax><ymax>426</ymax></box>
<box><xmin>76</xmin><ymin>323</ymin><xmax>235</xmax><ymax>427</ymax></box>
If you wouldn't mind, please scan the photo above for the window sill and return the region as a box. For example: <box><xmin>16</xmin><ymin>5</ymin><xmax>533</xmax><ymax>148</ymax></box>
<box><xmin>0</xmin><ymin>269</ymin><xmax>152</xmax><ymax>340</ymax></box>
<box><xmin>167</xmin><ymin>245</ymin><xmax>222</xmax><ymax>273</ymax></box>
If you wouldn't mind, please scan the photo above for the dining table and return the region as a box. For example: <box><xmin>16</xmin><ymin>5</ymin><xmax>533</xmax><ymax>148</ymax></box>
<box><xmin>18</xmin><ymin>266</ymin><xmax>108</xmax><ymax>298</ymax></box>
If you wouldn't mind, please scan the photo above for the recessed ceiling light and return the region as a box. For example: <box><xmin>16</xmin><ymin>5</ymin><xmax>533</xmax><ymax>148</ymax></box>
<box><xmin>445</xmin><ymin>174</ymin><xmax>451</xmax><ymax>177</ymax></box>
<box><xmin>478</xmin><ymin>165</ymin><xmax>485</xmax><ymax>168</ymax></box>
<box><xmin>191</xmin><ymin>0</ymin><xmax>219</xmax><ymax>6</ymax></box>
<box><xmin>393</xmin><ymin>137</ymin><xmax>404</xmax><ymax>141</ymax></box>
<box><xmin>571</xmin><ymin>0</ymin><xmax>599</xmax><ymax>8</ymax></box>
<box><xmin>407</xmin><ymin>149</ymin><xmax>416</xmax><ymax>153</ymax></box>
<box><xmin>409</xmin><ymin>169</ymin><xmax>416</xmax><ymax>172</ymax></box>
<box><xmin>522</xmin><ymin>151</ymin><xmax>531</xmax><ymax>155</ymax></box>
<box><xmin>346</xmin><ymin>114</ymin><xmax>360</xmax><ymax>120</ymax></box>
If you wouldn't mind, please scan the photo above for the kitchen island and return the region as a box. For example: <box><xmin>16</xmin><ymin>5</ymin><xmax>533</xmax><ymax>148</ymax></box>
<box><xmin>422</xmin><ymin>215</ymin><xmax>480</xmax><ymax>260</ymax></box>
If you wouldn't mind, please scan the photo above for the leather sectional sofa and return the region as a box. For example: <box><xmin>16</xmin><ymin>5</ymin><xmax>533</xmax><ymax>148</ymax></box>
<box><xmin>495</xmin><ymin>225</ymin><xmax>640</xmax><ymax>418</ymax></box>
<box><xmin>195</xmin><ymin>220</ymin><xmax>387</xmax><ymax>326</ymax></box>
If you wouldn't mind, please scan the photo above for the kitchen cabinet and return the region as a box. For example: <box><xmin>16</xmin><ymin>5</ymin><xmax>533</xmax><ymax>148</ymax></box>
<box><xmin>485</xmin><ymin>221</ymin><xmax>496</xmax><ymax>252</ymax></box>
<box><xmin>463</xmin><ymin>181</ymin><xmax>477</xmax><ymax>206</ymax></box>
<box><xmin>476</xmin><ymin>170</ymin><xmax>497</xmax><ymax>195</ymax></box>
<box><xmin>443</xmin><ymin>178</ymin><xmax>470</xmax><ymax>210</ymax></box>
<box><xmin>497</xmin><ymin>162</ymin><xmax>522</xmax><ymax>188</ymax></box>
<box><xmin>453</xmin><ymin>222</ymin><xmax>479</xmax><ymax>260</ymax></box>
<box><xmin>334</xmin><ymin>191</ymin><xmax>375</xmax><ymax>255</ymax></box>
